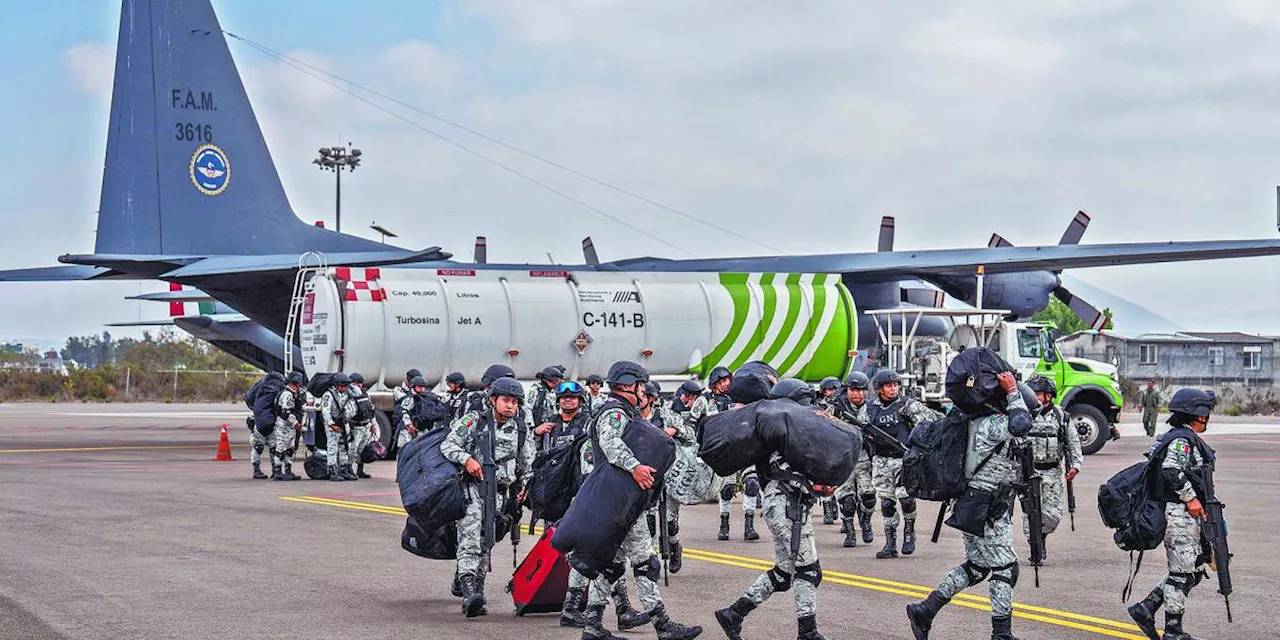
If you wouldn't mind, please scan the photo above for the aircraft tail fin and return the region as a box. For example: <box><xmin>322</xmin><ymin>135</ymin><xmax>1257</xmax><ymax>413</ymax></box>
<box><xmin>95</xmin><ymin>0</ymin><xmax>385</xmax><ymax>257</ymax></box>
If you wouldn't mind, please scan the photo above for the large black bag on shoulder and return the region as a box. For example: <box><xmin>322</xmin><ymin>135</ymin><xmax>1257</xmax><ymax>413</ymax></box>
<box><xmin>944</xmin><ymin>348</ymin><xmax>1012</xmax><ymax>415</ymax></box>
<box><xmin>248</xmin><ymin>374</ymin><xmax>287</xmax><ymax>436</ymax></box>
<box><xmin>727</xmin><ymin>361</ymin><xmax>778</xmax><ymax>405</ymax></box>
<box><xmin>698</xmin><ymin>402</ymin><xmax>768</xmax><ymax>476</ymax></box>
<box><xmin>397</xmin><ymin>427</ymin><xmax>466</xmax><ymax>528</ymax></box>
<box><xmin>552</xmin><ymin>419</ymin><xmax>677</xmax><ymax>579</ymax></box>
<box><xmin>761</xmin><ymin>400</ymin><xmax>862</xmax><ymax>486</ymax></box>
<box><xmin>307</xmin><ymin>373</ymin><xmax>337</xmax><ymax>399</ymax></box>
<box><xmin>528</xmin><ymin>437</ymin><xmax>583</xmax><ymax>524</ymax></box>
<box><xmin>902</xmin><ymin>409</ymin><xmax>974</xmax><ymax>501</ymax></box>
<box><xmin>400</xmin><ymin>515</ymin><xmax>458</xmax><ymax>560</ymax></box>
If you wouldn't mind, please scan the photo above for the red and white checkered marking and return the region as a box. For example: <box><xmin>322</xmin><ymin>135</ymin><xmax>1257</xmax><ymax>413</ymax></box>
<box><xmin>335</xmin><ymin>267</ymin><xmax>385</xmax><ymax>302</ymax></box>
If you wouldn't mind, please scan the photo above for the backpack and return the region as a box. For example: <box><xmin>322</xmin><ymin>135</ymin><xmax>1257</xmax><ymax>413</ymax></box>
<box><xmin>248</xmin><ymin>375</ymin><xmax>288</xmax><ymax>435</ymax></box>
<box><xmin>397</xmin><ymin>427</ymin><xmax>467</xmax><ymax>528</ymax></box>
<box><xmin>409</xmin><ymin>393</ymin><xmax>452</xmax><ymax>430</ymax></box>
<box><xmin>945</xmin><ymin>348</ymin><xmax>1012</xmax><ymax>415</ymax></box>
<box><xmin>527</xmin><ymin>436</ymin><xmax>583</xmax><ymax>524</ymax></box>
<box><xmin>304</xmin><ymin>450</ymin><xmax>329</xmax><ymax>479</ymax></box>
<box><xmin>307</xmin><ymin>373</ymin><xmax>338</xmax><ymax>398</ymax></box>
<box><xmin>902</xmin><ymin>408</ymin><xmax>983</xmax><ymax>502</ymax></box>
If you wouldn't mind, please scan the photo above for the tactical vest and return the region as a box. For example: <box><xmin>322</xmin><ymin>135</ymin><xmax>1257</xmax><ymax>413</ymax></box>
<box><xmin>1150</xmin><ymin>427</ymin><xmax>1216</xmax><ymax>504</ymax></box>
<box><xmin>866</xmin><ymin>397</ymin><xmax>908</xmax><ymax>458</ymax></box>
<box><xmin>280</xmin><ymin>389</ymin><xmax>304</xmax><ymax>424</ymax></box>
<box><xmin>1027</xmin><ymin>405</ymin><xmax>1067</xmax><ymax>468</ymax></box>
<box><xmin>590</xmin><ymin>397</ymin><xmax>642</xmax><ymax>454</ymax></box>
<box><xmin>545</xmin><ymin>411</ymin><xmax>590</xmax><ymax>451</ymax></box>
<box><xmin>471</xmin><ymin>409</ymin><xmax>528</xmax><ymax>489</ymax></box>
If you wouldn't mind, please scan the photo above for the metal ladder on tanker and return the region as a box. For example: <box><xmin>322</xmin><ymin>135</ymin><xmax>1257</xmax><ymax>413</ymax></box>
<box><xmin>283</xmin><ymin>252</ymin><xmax>328</xmax><ymax>373</ymax></box>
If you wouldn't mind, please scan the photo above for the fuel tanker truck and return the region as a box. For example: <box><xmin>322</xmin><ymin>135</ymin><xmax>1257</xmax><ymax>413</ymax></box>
<box><xmin>299</xmin><ymin>266</ymin><xmax>859</xmax><ymax>392</ymax></box>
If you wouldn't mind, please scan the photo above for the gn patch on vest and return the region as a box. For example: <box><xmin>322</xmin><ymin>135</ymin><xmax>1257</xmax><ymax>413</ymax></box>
<box><xmin>190</xmin><ymin>144</ymin><xmax>230</xmax><ymax>195</ymax></box>
<box><xmin>1169</xmin><ymin>440</ymin><xmax>1190</xmax><ymax>465</ymax></box>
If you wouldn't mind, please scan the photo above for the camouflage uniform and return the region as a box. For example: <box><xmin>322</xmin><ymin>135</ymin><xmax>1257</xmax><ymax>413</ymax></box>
<box><xmin>691</xmin><ymin>392</ymin><xmax>757</xmax><ymax>519</ymax></box>
<box><xmin>865</xmin><ymin>396</ymin><xmax>939</xmax><ymax>555</ymax></box>
<box><xmin>441</xmin><ymin>388</ymin><xmax>476</xmax><ymax>422</ymax></box>
<box><xmin>249</xmin><ymin>424</ymin><xmax>273</xmax><ymax>466</ymax></box>
<box><xmin>1152</xmin><ymin>431</ymin><xmax>1212</xmax><ymax>617</ymax></box>
<box><xmin>1022</xmin><ymin>403</ymin><xmax>1083</xmax><ymax>541</ymax></box>
<box><xmin>1140</xmin><ymin>388</ymin><xmax>1163</xmax><ymax>437</ymax></box>
<box><xmin>587</xmin><ymin>392</ymin><xmax>608</xmax><ymax>414</ymax></box>
<box><xmin>907</xmin><ymin>390</ymin><xmax>1030</xmax><ymax>639</ymax></box>
<box><xmin>271</xmin><ymin>387</ymin><xmax>302</xmax><ymax>469</ymax></box>
<box><xmin>320</xmin><ymin>387</ymin><xmax>355</xmax><ymax>474</ymax></box>
<box><xmin>346</xmin><ymin>385</ymin><xmax>375</xmax><ymax>472</ymax></box>
<box><xmin>742</xmin><ymin>472</ymin><xmax>819</xmax><ymax>617</ymax></box>
<box><xmin>526</xmin><ymin>382</ymin><xmax>560</xmax><ymax>428</ymax></box>
<box><xmin>831</xmin><ymin>395</ymin><xmax>874</xmax><ymax>544</ymax></box>
<box><xmin>395</xmin><ymin>387</ymin><xmax>416</xmax><ymax>450</ymax></box>
<box><xmin>440</xmin><ymin>410</ymin><xmax>534</xmax><ymax>581</ymax></box>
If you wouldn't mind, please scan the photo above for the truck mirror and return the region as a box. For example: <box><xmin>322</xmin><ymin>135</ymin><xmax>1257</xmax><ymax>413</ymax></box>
<box><xmin>1044</xmin><ymin>346</ymin><xmax>1058</xmax><ymax>364</ymax></box>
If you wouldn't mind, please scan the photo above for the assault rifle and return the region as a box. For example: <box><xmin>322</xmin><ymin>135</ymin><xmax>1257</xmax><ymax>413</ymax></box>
<box><xmin>1066</xmin><ymin>477</ymin><xmax>1076</xmax><ymax>532</ymax></box>
<box><xmin>479</xmin><ymin>421</ymin><xmax>498</xmax><ymax>579</ymax></box>
<box><xmin>863</xmin><ymin>422</ymin><xmax>907</xmax><ymax>455</ymax></box>
<box><xmin>1015</xmin><ymin>443</ymin><xmax>1045</xmax><ymax>587</ymax></box>
<box><xmin>658</xmin><ymin>486</ymin><xmax>671</xmax><ymax>586</ymax></box>
<box><xmin>1199</xmin><ymin>470</ymin><xmax>1233</xmax><ymax>623</ymax></box>
<box><xmin>507</xmin><ymin>481</ymin><xmax>523</xmax><ymax>568</ymax></box>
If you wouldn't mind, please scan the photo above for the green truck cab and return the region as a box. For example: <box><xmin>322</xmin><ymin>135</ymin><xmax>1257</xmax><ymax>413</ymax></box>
<box><xmin>1016</xmin><ymin>323</ymin><xmax>1123</xmax><ymax>455</ymax></box>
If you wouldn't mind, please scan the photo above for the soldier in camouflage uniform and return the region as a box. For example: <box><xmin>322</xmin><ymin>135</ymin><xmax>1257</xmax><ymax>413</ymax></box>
<box><xmin>441</xmin><ymin>377</ymin><xmax>534</xmax><ymax>619</ymax></box>
<box><xmin>865</xmin><ymin>370</ymin><xmax>940</xmax><ymax>558</ymax></box>
<box><xmin>691</xmin><ymin>367</ymin><xmax>759</xmax><ymax>542</ymax></box>
<box><xmin>907</xmin><ymin>371</ymin><xmax>1033</xmax><ymax>640</ymax></box>
<box><xmin>1140</xmin><ymin>382</ymin><xmax>1163</xmax><ymax>437</ymax></box>
<box><xmin>248</xmin><ymin>417</ymin><xmax>273</xmax><ymax>479</ymax></box>
<box><xmin>831</xmin><ymin>371</ymin><xmax>874</xmax><ymax>547</ymax></box>
<box><xmin>1022</xmin><ymin>377</ymin><xmax>1082</xmax><ymax>557</ymax></box>
<box><xmin>270</xmin><ymin>372</ymin><xmax>305</xmax><ymax>481</ymax></box>
<box><xmin>641</xmin><ymin>381</ymin><xmax>696</xmax><ymax>574</ymax></box>
<box><xmin>716</xmin><ymin>379</ymin><xmax>832</xmax><ymax>640</ymax></box>
<box><xmin>320</xmin><ymin>373</ymin><xmax>357</xmax><ymax>481</ymax></box>
<box><xmin>814</xmin><ymin>377</ymin><xmax>842</xmax><ymax>525</ymax></box>
<box><xmin>586</xmin><ymin>374</ymin><xmax>608</xmax><ymax>413</ymax></box>
<box><xmin>526</xmin><ymin>365</ymin><xmax>565</xmax><ymax>426</ymax></box>
<box><xmin>1127</xmin><ymin>389</ymin><xmax>1217</xmax><ymax>640</ymax></box>
<box><xmin>578</xmin><ymin>361</ymin><xmax>701</xmax><ymax>640</ymax></box>
<box><xmin>345</xmin><ymin>373</ymin><xmax>375</xmax><ymax>479</ymax></box>
<box><xmin>672</xmin><ymin>380</ymin><xmax>702</xmax><ymax>415</ymax></box>
<box><xmin>441</xmin><ymin>371</ymin><xmax>476</xmax><ymax>422</ymax></box>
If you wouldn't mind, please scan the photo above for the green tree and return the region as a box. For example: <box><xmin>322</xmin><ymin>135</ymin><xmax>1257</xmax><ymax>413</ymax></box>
<box><xmin>1032</xmin><ymin>298</ymin><xmax>1114</xmax><ymax>334</ymax></box>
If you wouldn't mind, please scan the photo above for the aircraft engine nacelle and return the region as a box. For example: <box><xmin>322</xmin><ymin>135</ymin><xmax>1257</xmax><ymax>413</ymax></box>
<box><xmin>299</xmin><ymin>268</ymin><xmax>859</xmax><ymax>386</ymax></box>
<box><xmin>926</xmin><ymin>271</ymin><xmax>1060</xmax><ymax>320</ymax></box>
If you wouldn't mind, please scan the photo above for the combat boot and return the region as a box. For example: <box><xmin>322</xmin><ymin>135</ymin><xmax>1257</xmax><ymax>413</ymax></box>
<box><xmin>717</xmin><ymin>514</ymin><xmax>730</xmax><ymax>541</ymax></box>
<box><xmin>822</xmin><ymin>500</ymin><xmax>835</xmax><ymax>525</ymax></box>
<box><xmin>560</xmin><ymin>586</ymin><xmax>588</xmax><ymax>628</ymax></box>
<box><xmin>459</xmin><ymin>574</ymin><xmax>486</xmax><ymax>618</ymax></box>
<box><xmin>797</xmin><ymin>614</ymin><xmax>827</xmax><ymax>640</ymax></box>
<box><xmin>1125</xmin><ymin>589</ymin><xmax>1163</xmax><ymax>640</ymax></box>
<box><xmin>270</xmin><ymin>463</ymin><xmax>284</xmax><ymax>481</ymax></box>
<box><xmin>356</xmin><ymin>463</ymin><xmax>371</xmax><ymax>479</ymax></box>
<box><xmin>906</xmin><ymin>590</ymin><xmax>949</xmax><ymax>640</ymax></box>
<box><xmin>669</xmin><ymin>541</ymin><xmax>683</xmax><ymax>574</ymax></box>
<box><xmin>902</xmin><ymin>519</ymin><xmax>917</xmax><ymax>555</ymax></box>
<box><xmin>451</xmin><ymin>574</ymin><xmax>463</xmax><ymax>598</ymax></box>
<box><xmin>990</xmin><ymin>615</ymin><xmax>1020</xmax><ymax>640</ymax></box>
<box><xmin>329</xmin><ymin>466</ymin><xmax>346</xmax><ymax>481</ymax></box>
<box><xmin>650</xmin><ymin>603</ymin><xmax>703</xmax><ymax>640</ymax></box>
<box><xmin>876</xmin><ymin>525</ymin><xmax>898</xmax><ymax>559</ymax></box>
<box><xmin>581</xmin><ymin>604</ymin><xmax>625</xmax><ymax>640</ymax></box>
<box><xmin>743</xmin><ymin>514</ymin><xmax>760</xmax><ymax>541</ymax></box>
<box><xmin>342</xmin><ymin>464</ymin><xmax>359</xmax><ymax>480</ymax></box>
<box><xmin>1161</xmin><ymin>613</ymin><xmax>1200</xmax><ymax>640</ymax></box>
<box><xmin>282</xmin><ymin>462</ymin><xmax>300</xmax><ymax>481</ymax></box>
<box><xmin>859</xmin><ymin>508</ymin><xmax>875</xmax><ymax>543</ymax></box>
<box><xmin>252</xmin><ymin>461</ymin><xmax>268</xmax><ymax>479</ymax></box>
<box><xmin>842</xmin><ymin>519</ymin><xmax>858</xmax><ymax>547</ymax></box>
<box><xmin>714</xmin><ymin>597</ymin><xmax>754</xmax><ymax>640</ymax></box>
<box><xmin>612</xmin><ymin>578</ymin><xmax>650</xmax><ymax>630</ymax></box>
<box><xmin>839</xmin><ymin>518</ymin><xmax>849</xmax><ymax>534</ymax></box>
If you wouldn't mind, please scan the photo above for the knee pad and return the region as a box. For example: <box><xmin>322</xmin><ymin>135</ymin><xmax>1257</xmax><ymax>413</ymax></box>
<box><xmin>900</xmin><ymin>497</ymin><xmax>917</xmax><ymax>515</ymax></box>
<box><xmin>667</xmin><ymin>519</ymin><xmax>679</xmax><ymax>538</ymax></box>
<box><xmin>990</xmin><ymin>562</ymin><xmax>1018</xmax><ymax>587</ymax></box>
<box><xmin>633</xmin><ymin>556</ymin><xmax>661</xmax><ymax>583</ymax></box>
<box><xmin>881</xmin><ymin>498</ymin><xmax>898</xmax><ymax>518</ymax></box>
<box><xmin>743</xmin><ymin>474</ymin><xmax>760</xmax><ymax>498</ymax></box>
<box><xmin>720</xmin><ymin>484</ymin><xmax>737</xmax><ymax>501</ymax></box>
<box><xmin>962</xmin><ymin>561</ymin><xmax>991</xmax><ymax>586</ymax></box>
<box><xmin>795</xmin><ymin>561</ymin><xmax>822</xmax><ymax>587</ymax></box>
<box><xmin>600</xmin><ymin>560</ymin><xmax>626</xmax><ymax>584</ymax></box>
<box><xmin>252</xmin><ymin>444</ymin><xmax>265</xmax><ymax>455</ymax></box>
<box><xmin>839</xmin><ymin>495</ymin><xmax>859</xmax><ymax>518</ymax></box>
<box><xmin>1167</xmin><ymin>572</ymin><xmax>1200</xmax><ymax>595</ymax></box>
<box><xmin>860</xmin><ymin>494</ymin><xmax>877</xmax><ymax>511</ymax></box>
<box><xmin>766</xmin><ymin>565</ymin><xmax>793</xmax><ymax>592</ymax></box>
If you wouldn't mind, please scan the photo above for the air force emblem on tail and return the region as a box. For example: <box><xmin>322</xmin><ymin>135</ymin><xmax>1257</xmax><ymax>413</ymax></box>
<box><xmin>190</xmin><ymin>144</ymin><xmax>230</xmax><ymax>196</ymax></box>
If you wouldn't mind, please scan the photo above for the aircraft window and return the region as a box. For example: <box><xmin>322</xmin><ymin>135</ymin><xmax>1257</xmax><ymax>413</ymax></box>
<box><xmin>1017</xmin><ymin>330</ymin><xmax>1044</xmax><ymax>359</ymax></box>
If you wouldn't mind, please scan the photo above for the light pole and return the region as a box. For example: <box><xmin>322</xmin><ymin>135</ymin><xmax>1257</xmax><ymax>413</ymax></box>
<box><xmin>312</xmin><ymin>143</ymin><xmax>362</xmax><ymax>232</ymax></box>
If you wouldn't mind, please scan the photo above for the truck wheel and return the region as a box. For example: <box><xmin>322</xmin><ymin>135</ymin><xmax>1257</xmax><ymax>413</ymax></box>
<box><xmin>375</xmin><ymin>410</ymin><xmax>394</xmax><ymax>458</ymax></box>
<box><xmin>1070</xmin><ymin>404</ymin><xmax>1109</xmax><ymax>455</ymax></box>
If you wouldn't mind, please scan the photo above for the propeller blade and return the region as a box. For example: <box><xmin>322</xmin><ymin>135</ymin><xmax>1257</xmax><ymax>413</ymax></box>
<box><xmin>901</xmin><ymin>286</ymin><xmax>947</xmax><ymax>308</ymax></box>
<box><xmin>1058</xmin><ymin>210</ymin><xmax>1091</xmax><ymax>246</ymax></box>
<box><xmin>582</xmin><ymin>237</ymin><xmax>600</xmax><ymax>266</ymax></box>
<box><xmin>1053</xmin><ymin>286</ymin><xmax>1108</xmax><ymax>330</ymax></box>
<box><xmin>878</xmin><ymin>216</ymin><xmax>895</xmax><ymax>252</ymax></box>
<box><xmin>988</xmin><ymin>233</ymin><xmax>1013</xmax><ymax>248</ymax></box>
<box><xmin>474</xmin><ymin>236</ymin><xmax>487</xmax><ymax>264</ymax></box>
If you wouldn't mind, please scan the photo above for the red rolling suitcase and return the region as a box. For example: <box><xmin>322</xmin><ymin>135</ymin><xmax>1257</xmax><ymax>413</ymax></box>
<box><xmin>508</xmin><ymin>525</ymin><xmax>570</xmax><ymax>615</ymax></box>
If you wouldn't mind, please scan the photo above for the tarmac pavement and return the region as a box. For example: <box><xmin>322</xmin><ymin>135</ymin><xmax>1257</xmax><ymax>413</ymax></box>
<box><xmin>0</xmin><ymin>403</ymin><xmax>1275</xmax><ymax>639</ymax></box>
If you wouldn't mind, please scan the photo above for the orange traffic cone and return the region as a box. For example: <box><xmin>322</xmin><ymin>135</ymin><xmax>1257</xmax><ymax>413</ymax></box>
<box><xmin>214</xmin><ymin>424</ymin><xmax>234</xmax><ymax>461</ymax></box>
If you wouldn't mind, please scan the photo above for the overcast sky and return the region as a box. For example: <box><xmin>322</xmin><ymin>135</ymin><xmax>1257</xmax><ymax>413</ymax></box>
<box><xmin>2</xmin><ymin>0</ymin><xmax>1279</xmax><ymax>344</ymax></box>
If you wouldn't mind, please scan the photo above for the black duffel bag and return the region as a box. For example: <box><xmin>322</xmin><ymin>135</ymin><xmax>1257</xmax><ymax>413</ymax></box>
<box><xmin>697</xmin><ymin>402</ymin><xmax>769</xmax><ymax>476</ymax></box>
<box><xmin>763</xmin><ymin>400</ymin><xmax>862</xmax><ymax>486</ymax></box>
<box><xmin>727</xmin><ymin>361</ymin><xmax>778</xmax><ymax>405</ymax></box>
<box><xmin>528</xmin><ymin>436</ymin><xmax>583</xmax><ymax>524</ymax></box>
<box><xmin>400</xmin><ymin>515</ymin><xmax>458</xmax><ymax>560</ymax></box>
<box><xmin>552</xmin><ymin>418</ymin><xmax>676</xmax><ymax>579</ymax></box>
<box><xmin>397</xmin><ymin>427</ymin><xmax>466</xmax><ymax>529</ymax></box>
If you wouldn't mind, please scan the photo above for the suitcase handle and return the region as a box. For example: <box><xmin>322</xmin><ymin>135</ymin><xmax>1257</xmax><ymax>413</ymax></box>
<box><xmin>525</xmin><ymin>558</ymin><xmax>543</xmax><ymax>581</ymax></box>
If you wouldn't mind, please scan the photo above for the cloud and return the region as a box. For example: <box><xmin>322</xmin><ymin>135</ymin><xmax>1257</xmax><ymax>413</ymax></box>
<box><xmin>62</xmin><ymin>42</ymin><xmax>114</xmax><ymax>96</ymax></box>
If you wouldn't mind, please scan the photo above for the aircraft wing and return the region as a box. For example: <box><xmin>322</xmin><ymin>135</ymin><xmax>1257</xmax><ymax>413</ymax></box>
<box><xmin>605</xmin><ymin>238</ymin><xmax>1280</xmax><ymax>280</ymax></box>
<box><xmin>0</xmin><ymin>265</ymin><xmax>129</xmax><ymax>281</ymax></box>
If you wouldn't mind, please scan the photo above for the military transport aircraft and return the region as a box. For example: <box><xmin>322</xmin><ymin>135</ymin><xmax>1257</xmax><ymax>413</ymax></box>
<box><xmin>3</xmin><ymin>0</ymin><xmax>1279</xmax><ymax>379</ymax></box>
